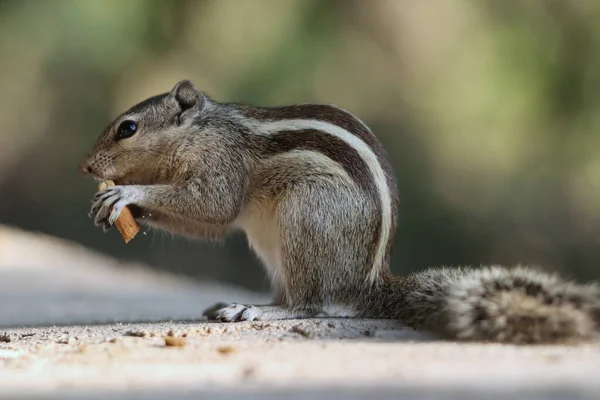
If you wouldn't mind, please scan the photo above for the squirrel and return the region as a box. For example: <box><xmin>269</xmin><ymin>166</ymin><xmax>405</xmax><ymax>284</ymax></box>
<box><xmin>80</xmin><ymin>80</ymin><xmax>600</xmax><ymax>344</ymax></box>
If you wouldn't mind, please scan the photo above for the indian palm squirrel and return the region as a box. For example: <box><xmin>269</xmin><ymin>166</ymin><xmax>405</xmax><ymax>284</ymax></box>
<box><xmin>80</xmin><ymin>80</ymin><xmax>600</xmax><ymax>344</ymax></box>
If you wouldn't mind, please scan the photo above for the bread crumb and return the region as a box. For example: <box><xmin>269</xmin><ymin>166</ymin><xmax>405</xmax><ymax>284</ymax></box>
<box><xmin>164</xmin><ymin>336</ymin><xmax>186</xmax><ymax>347</ymax></box>
<box><xmin>217</xmin><ymin>345</ymin><xmax>237</xmax><ymax>355</ymax></box>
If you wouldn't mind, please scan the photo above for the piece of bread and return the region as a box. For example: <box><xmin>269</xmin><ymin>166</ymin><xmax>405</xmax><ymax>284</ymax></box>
<box><xmin>98</xmin><ymin>180</ymin><xmax>140</xmax><ymax>243</ymax></box>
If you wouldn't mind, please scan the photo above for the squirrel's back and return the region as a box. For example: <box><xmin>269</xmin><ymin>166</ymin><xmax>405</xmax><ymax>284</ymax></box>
<box><xmin>362</xmin><ymin>266</ymin><xmax>600</xmax><ymax>344</ymax></box>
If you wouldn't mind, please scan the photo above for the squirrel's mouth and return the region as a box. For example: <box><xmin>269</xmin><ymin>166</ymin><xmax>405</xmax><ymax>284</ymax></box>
<box><xmin>113</xmin><ymin>178</ymin><xmax>142</xmax><ymax>186</ymax></box>
<box><xmin>89</xmin><ymin>176</ymin><xmax>128</xmax><ymax>185</ymax></box>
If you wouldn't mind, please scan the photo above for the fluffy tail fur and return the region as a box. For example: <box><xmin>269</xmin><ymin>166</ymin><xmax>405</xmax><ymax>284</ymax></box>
<box><xmin>362</xmin><ymin>266</ymin><xmax>600</xmax><ymax>344</ymax></box>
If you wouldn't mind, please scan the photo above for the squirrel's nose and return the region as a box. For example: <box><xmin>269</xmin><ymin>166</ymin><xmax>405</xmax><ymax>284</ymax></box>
<box><xmin>79</xmin><ymin>161</ymin><xmax>92</xmax><ymax>175</ymax></box>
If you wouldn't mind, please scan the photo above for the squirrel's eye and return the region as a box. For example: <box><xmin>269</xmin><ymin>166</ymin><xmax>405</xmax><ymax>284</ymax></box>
<box><xmin>116</xmin><ymin>120</ymin><xmax>138</xmax><ymax>140</ymax></box>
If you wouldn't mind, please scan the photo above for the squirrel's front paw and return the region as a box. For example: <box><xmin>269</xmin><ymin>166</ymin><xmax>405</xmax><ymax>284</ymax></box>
<box><xmin>89</xmin><ymin>186</ymin><xmax>144</xmax><ymax>231</ymax></box>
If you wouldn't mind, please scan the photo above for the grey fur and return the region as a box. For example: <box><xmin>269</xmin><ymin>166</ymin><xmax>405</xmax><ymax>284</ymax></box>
<box><xmin>360</xmin><ymin>267</ymin><xmax>600</xmax><ymax>344</ymax></box>
<box><xmin>80</xmin><ymin>80</ymin><xmax>600</xmax><ymax>344</ymax></box>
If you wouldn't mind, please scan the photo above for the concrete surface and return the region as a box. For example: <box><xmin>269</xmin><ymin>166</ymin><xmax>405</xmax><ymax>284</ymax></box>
<box><xmin>1</xmin><ymin>225</ymin><xmax>599</xmax><ymax>400</ymax></box>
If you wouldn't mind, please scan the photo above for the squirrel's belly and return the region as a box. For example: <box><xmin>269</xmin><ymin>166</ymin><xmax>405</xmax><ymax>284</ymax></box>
<box><xmin>234</xmin><ymin>202</ymin><xmax>284</xmax><ymax>283</ymax></box>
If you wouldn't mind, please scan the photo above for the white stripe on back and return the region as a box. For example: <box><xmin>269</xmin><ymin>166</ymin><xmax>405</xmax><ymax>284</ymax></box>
<box><xmin>251</xmin><ymin>118</ymin><xmax>391</xmax><ymax>283</ymax></box>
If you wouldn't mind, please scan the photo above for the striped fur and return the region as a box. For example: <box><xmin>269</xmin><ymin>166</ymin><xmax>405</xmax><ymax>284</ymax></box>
<box><xmin>239</xmin><ymin>106</ymin><xmax>395</xmax><ymax>283</ymax></box>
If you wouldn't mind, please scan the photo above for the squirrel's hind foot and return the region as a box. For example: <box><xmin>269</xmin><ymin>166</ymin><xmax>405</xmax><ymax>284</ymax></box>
<box><xmin>203</xmin><ymin>303</ymin><xmax>320</xmax><ymax>322</ymax></box>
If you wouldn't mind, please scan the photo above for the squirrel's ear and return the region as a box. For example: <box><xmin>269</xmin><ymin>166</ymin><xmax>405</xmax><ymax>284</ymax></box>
<box><xmin>169</xmin><ymin>80</ymin><xmax>204</xmax><ymax>111</ymax></box>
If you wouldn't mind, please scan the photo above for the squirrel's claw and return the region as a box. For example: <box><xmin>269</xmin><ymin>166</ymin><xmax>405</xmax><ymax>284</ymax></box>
<box><xmin>89</xmin><ymin>185</ymin><xmax>145</xmax><ymax>233</ymax></box>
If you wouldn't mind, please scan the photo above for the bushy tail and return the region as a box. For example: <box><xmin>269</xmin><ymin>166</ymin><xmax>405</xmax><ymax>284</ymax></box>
<box><xmin>362</xmin><ymin>266</ymin><xmax>600</xmax><ymax>344</ymax></box>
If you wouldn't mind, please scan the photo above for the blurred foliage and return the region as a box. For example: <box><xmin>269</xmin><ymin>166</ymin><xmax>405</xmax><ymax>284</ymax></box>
<box><xmin>0</xmin><ymin>0</ymin><xmax>599</xmax><ymax>290</ymax></box>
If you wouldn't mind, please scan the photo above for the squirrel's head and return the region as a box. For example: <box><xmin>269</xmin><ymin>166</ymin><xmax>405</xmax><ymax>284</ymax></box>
<box><xmin>79</xmin><ymin>80</ymin><xmax>207</xmax><ymax>184</ymax></box>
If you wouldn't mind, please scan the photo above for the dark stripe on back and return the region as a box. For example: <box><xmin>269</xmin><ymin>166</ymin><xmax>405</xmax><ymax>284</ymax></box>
<box><xmin>240</xmin><ymin>103</ymin><xmax>398</xmax><ymax>272</ymax></box>
<box><xmin>263</xmin><ymin>130</ymin><xmax>377</xmax><ymax>197</ymax></box>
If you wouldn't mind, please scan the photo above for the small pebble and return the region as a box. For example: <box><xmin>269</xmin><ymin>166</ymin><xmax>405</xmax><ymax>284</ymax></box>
<box><xmin>126</xmin><ymin>330</ymin><xmax>150</xmax><ymax>338</ymax></box>
<box><xmin>291</xmin><ymin>325</ymin><xmax>311</xmax><ymax>338</ymax></box>
<box><xmin>57</xmin><ymin>337</ymin><xmax>77</xmax><ymax>345</ymax></box>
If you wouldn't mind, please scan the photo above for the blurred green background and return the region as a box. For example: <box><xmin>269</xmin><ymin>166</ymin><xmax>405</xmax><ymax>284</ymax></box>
<box><xmin>0</xmin><ymin>0</ymin><xmax>599</xmax><ymax>291</ymax></box>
